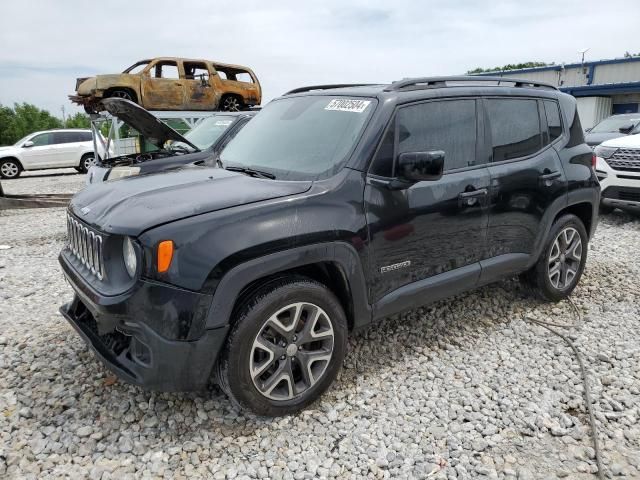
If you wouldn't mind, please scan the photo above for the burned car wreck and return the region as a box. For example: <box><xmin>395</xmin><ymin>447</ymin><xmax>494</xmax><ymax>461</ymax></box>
<box><xmin>88</xmin><ymin>98</ymin><xmax>255</xmax><ymax>184</ymax></box>
<box><xmin>70</xmin><ymin>57</ymin><xmax>261</xmax><ymax>113</ymax></box>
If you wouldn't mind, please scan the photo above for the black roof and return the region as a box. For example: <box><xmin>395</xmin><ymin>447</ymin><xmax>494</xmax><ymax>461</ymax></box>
<box><xmin>282</xmin><ymin>76</ymin><xmax>565</xmax><ymax>101</ymax></box>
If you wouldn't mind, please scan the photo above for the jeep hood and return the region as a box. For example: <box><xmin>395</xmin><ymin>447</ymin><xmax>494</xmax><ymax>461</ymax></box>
<box><xmin>69</xmin><ymin>166</ymin><xmax>312</xmax><ymax>235</ymax></box>
<box><xmin>100</xmin><ymin>98</ymin><xmax>198</xmax><ymax>150</ymax></box>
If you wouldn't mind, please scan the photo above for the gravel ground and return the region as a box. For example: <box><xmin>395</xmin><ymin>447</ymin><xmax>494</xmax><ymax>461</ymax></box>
<box><xmin>0</xmin><ymin>168</ymin><xmax>85</xmax><ymax>196</ymax></box>
<box><xmin>1</xmin><ymin>173</ymin><xmax>639</xmax><ymax>479</ymax></box>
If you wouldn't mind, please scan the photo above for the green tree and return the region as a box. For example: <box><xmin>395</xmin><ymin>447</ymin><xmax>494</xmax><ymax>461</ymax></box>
<box><xmin>467</xmin><ymin>62</ymin><xmax>551</xmax><ymax>74</ymax></box>
<box><xmin>64</xmin><ymin>112</ymin><xmax>91</xmax><ymax>129</ymax></box>
<box><xmin>0</xmin><ymin>102</ymin><xmax>63</xmax><ymax>146</ymax></box>
<box><xmin>0</xmin><ymin>104</ymin><xmax>18</xmax><ymax>145</ymax></box>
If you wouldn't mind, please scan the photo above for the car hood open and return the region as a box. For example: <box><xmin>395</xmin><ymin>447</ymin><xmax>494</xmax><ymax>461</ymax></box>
<box><xmin>69</xmin><ymin>166</ymin><xmax>312</xmax><ymax>236</ymax></box>
<box><xmin>100</xmin><ymin>98</ymin><xmax>199</xmax><ymax>151</ymax></box>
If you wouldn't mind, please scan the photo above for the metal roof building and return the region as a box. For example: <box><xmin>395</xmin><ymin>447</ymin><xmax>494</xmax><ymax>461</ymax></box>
<box><xmin>474</xmin><ymin>56</ymin><xmax>640</xmax><ymax>128</ymax></box>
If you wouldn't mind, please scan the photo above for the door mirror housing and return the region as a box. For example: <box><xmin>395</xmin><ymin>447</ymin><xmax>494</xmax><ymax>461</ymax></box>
<box><xmin>22</xmin><ymin>140</ymin><xmax>34</xmax><ymax>148</ymax></box>
<box><xmin>397</xmin><ymin>151</ymin><xmax>445</xmax><ymax>183</ymax></box>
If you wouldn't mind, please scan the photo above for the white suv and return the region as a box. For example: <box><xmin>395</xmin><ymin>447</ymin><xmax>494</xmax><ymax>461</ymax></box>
<box><xmin>0</xmin><ymin>129</ymin><xmax>105</xmax><ymax>179</ymax></box>
<box><xmin>595</xmin><ymin>134</ymin><xmax>640</xmax><ymax>214</ymax></box>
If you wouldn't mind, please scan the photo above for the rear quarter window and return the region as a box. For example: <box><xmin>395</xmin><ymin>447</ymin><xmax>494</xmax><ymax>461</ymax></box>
<box><xmin>543</xmin><ymin>100</ymin><xmax>563</xmax><ymax>143</ymax></box>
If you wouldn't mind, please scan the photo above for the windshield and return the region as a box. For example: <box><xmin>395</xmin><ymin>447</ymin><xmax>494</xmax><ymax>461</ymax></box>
<box><xmin>220</xmin><ymin>95</ymin><xmax>376</xmax><ymax>180</ymax></box>
<box><xmin>591</xmin><ymin>115</ymin><xmax>640</xmax><ymax>133</ymax></box>
<box><xmin>13</xmin><ymin>133</ymin><xmax>33</xmax><ymax>146</ymax></box>
<box><xmin>123</xmin><ymin>61</ymin><xmax>150</xmax><ymax>74</ymax></box>
<box><xmin>179</xmin><ymin>115</ymin><xmax>236</xmax><ymax>150</ymax></box>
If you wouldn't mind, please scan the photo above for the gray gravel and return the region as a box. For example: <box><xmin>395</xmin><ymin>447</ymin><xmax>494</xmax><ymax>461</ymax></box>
<box><xmin>1</xmin><ymin>173</ymin><xmax>639</xmax><ymax>479</ymax></box>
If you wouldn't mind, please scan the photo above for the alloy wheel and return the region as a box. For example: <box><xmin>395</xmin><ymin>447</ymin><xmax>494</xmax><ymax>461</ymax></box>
<box><xmin>250</xmin><ymin>302</ymin><xmax>335</xmax><ymax>401</ymax></box>
<box><xmin>1</xmin><ymin>162</ymin><xmax>19</xmax><ymax>178</ymax></box>
<box><xmin>223</xmin><ymin>97</ymin><xmax>240</xmax><ymax>112</ymax></box>
<box><xmin>548</xmin><ymin>226</ymin><xmax>583</xmax><ymax>289</ymax></box>
<box><xmin>83</xmin><ymin>156</ymin><xmax>96</xmax><ymax>171</ymax></box>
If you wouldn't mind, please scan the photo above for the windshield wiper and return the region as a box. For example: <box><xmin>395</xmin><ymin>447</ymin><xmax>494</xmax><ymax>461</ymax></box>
<box><xmin>225</xmin><ymin>165</ymin><xmax>276</xmax><ymax>179</ymax></box>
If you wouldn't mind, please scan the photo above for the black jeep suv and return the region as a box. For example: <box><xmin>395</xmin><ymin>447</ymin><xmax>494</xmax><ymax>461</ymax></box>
<box><xmin>59</xmin><ymin>77</ymin><xmax>599</xmax><ymax>416</ymax></box>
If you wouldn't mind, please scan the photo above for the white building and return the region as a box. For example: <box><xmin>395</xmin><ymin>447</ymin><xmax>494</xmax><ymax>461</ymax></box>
<box><xmin>474</xmin><ymin>56</ymin><xmax>640</xmax><ymax>129</ymax></box>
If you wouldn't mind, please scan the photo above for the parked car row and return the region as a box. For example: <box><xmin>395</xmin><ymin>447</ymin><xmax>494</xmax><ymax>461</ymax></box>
<box><xmin>58</xmin><ymin>76</ymin><xmax>600</xmax><ymax>416</ymax></box>
<box><xmin>587</xmin><ymin>113</ymin><xmax>640</xmax><ymax>214</ymax></box>
<box><xmin>0</xmin><ymin>129</ymin><xmax>108</xmax><ymax>179</ymax></box>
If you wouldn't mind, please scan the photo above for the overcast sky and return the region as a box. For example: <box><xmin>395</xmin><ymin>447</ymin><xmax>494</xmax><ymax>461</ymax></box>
<box><xmin>0</xmin><ymin>0</ymin><xmax>638</xmax><ymax>116</ymax></box>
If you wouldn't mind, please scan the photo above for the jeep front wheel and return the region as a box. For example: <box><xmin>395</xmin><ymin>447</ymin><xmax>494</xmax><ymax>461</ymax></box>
<box><xmin>217</xmin><ymin>277</ymin><xmax>347</xmax><ymax>416</ymax></box>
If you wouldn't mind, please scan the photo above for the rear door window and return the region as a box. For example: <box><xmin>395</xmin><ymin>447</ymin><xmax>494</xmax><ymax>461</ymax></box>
<box><xmin>486</xmin><ymin>98</ymin><xmax>542</xmax><ymax>161</ymax></box>
<box><xmin>53</xmin><ymin>132</ymin><xmax>78</xmax><ymax>144</ymax></box>
<box><xmin>184</xmin><ymin>62</ymin><xmax>209</xmax><ymax>82</ymax></box>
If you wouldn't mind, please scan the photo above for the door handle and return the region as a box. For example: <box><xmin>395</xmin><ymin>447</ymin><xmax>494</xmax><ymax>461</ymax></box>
<box><xmin>458</xmin><ymin>188</ymin><xmax>487</xmax><ymax>207</ymax></box>
<box><xmin>539</xmin><ymin>170</ymin><xmax>561</xmax><ymax>186</ymax></box>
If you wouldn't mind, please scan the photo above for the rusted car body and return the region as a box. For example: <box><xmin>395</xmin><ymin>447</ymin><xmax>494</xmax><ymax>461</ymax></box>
<box><xmin>70</xmin><ymin>57</ymin><xmax>261</xmax><ymax>113</ymax></box>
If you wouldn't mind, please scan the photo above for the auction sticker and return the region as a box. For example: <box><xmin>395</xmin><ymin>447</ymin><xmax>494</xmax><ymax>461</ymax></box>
<box><xmin>325</xmin><ymin>99</ymin><xmax>371</xmax><ymax>113</ymax></box>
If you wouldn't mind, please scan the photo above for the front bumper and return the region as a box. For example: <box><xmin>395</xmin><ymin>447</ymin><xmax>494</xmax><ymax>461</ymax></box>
<box><xmin>59</xmin><ymin>253</ymin><xmax>228</xmax><ymax>391</ymax></box>
<box><xmin>596</xmin><ymin>157</ymin><xmax>640</xmax><ymax>212</ymax></box>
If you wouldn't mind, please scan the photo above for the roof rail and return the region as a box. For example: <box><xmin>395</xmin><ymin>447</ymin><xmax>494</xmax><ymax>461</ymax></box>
<box><xmin>384</xmin><ymin>76</ymin><xmax>558</xmax><ymax>92</ymax></box>
<box><xmin>284</xmin><ymin>84</ymin><xmax>379</xmax><ymax>95</ymax></box>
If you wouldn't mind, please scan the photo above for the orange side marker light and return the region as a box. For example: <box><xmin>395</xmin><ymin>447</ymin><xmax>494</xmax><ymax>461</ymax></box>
<box><xmin>157</xmin><ymin>240</ymin><xmax>174</xmax><ymax>273</ymax></box>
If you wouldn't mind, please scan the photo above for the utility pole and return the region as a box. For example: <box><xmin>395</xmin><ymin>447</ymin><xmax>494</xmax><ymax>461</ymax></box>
<box><xmin>61</xmin><ymin>105</ymin><xmax>67</xmax><ymax>127</ymax></box>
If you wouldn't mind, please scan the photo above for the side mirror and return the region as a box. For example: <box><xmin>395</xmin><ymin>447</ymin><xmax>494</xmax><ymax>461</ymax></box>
<box><xmin>23</xmin><ymin>141</ymin><xmax>34</xmax><ymax>148</ymax></box>
<box><xmin>397</xmin><ymin>150</ymin><xmax>445</xmax><ymax>183</ymax></box>
<box><xmin>619</xmin><ymin>124</ymin><xmax>634</xmax><ymax>134</ymax></box>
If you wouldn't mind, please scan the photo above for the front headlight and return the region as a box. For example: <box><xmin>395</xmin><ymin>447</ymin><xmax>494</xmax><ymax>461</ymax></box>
<box><xmin>594</xmin><ymin>145</ymin><xmax>618</xmax><ymax>159</ymax></box>
<box><xmin>123</xmin><ymin>237</ymin><xmax>137</xmax><ymax>278</ymax></box>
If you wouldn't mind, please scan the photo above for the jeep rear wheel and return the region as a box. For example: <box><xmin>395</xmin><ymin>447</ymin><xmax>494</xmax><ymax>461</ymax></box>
<box><xmin>217</xmin><ymin>277</ymin><xmax>347</xmax><ymax>416</ymax></box>
<box><xmin>0</xmin><ymin>159</ymin><xmax>21</xmax><ymax>179</ymax></box>
<box><xmin>521</xmin><ymin>214</ymin><xmax>588</xmax><ymax>302</ymax></box>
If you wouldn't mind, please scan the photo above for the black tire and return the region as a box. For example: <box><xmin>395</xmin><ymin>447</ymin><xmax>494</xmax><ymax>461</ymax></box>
<box><xmin>220</xmin><ymin>95</ymin><xmax>244</xmax><ymax>112</ymax></box>
<box><xmin>521</xmin><ymin>214</ymin><xmax>588</xmax><ymax>302</ymax></box>
<box><xmin>0</xmin><ymin>159</ymin><xmax>21</xmax><ymax>179</ymax></box>
<box><xmin>217</xmin><ymin>277</ymin><xmax>348</xmax><ymax>416</ymax></box>
<box><xmin>78</xmin><ymin>153</ymin><xmax>96</xmax><ymax>174</ymax></box>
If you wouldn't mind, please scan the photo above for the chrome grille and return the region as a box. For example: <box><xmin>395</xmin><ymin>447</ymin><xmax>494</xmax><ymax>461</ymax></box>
<box><xmin>607</xmin><ymin>148</ymin><xmax>640</xmax><ymax>171</ymax></box>
<box><xmin>66</xmin><ymin>213</ymin><xmax>105</xmax><ymax>280</ymax></box>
